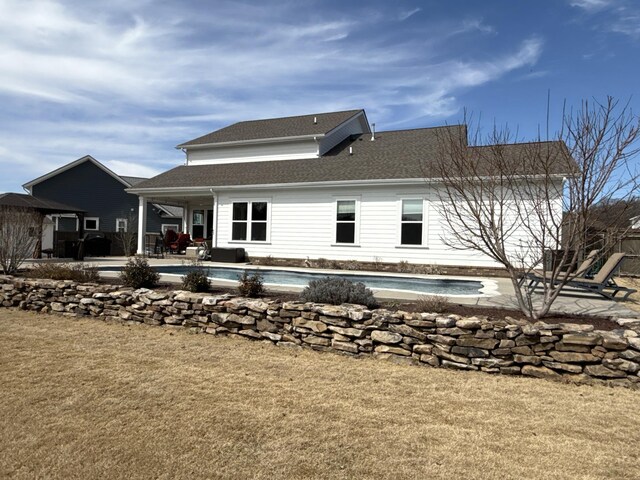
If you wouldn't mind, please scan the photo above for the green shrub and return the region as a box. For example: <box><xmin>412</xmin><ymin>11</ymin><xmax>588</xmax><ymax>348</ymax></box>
<box><xmin>238</xmin><ymin>270</ymin><xmax>264</xmax><ymax>297</ymax></box>
<box><xmin>181</xmin><ymin>269</ymin><xmax>210</xmax><ymax>292</ymax></box>
<box><xmin>300</xmin><ymin>276</ymin><xmax>378</xmax><ymax>308</ymax></box>
<box><xmin>26</xmin><ymin>262</ymin><xmax>100</xmax><ymax>282</ymax></box>
<box><xmin>120</xmin><ymin>257</ymin><xmax>159</xmax><ymax>289</ymax></box>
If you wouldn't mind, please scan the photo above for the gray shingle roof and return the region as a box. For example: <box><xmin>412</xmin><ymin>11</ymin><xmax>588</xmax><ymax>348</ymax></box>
<box><xmin>0</xmin><ymin>193</ymin><xmax>85</xmax><ymax>213</ymax></box>
<box><xmin>177</xmin><ymin>109</ymin><xmax>365</xmax><ymax>147</ymax></box>
<box><xmin>120</xmin><ymin>176</ymin><xmax>148</xmax><ymax>186</ymax></box>
<box><xmin>132</xmin><ymin>125</ymin><xmax>573</xmax><ymax>191</ymax></box>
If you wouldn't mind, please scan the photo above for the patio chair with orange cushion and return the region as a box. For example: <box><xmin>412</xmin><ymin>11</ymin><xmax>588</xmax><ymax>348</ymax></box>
<box><xmin>169</xmin><ymin>233</ymin><xmax>192</xmax><ymax>254</ymax></box>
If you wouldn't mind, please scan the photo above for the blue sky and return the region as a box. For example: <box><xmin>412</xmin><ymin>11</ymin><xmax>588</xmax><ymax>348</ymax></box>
<box><xmin>1</xmin><ymin>0</ymin><xmax>639</xmax><ymax>192</ymax></box>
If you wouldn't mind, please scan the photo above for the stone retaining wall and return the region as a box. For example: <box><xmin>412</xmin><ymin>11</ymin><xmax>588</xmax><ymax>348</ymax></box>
<box><xmin>2</xmin><ymin>276</ymin><xmax>640</xmax><ymax>388</ymax></box>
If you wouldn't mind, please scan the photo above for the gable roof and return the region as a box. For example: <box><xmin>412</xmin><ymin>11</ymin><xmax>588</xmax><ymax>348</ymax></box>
<box><xmin>131</xmin><ymin>126</ymin><xmax>574</xmax><ymax>192</ymax></box>
<box><xmin>177</xmin><ymin>109</ymin><xmax>366</xmax><ymax>148</ymax></box>
<box><xmin>0</xmin><ymin>192</ymin><xmax>84</xmax><ymax>214</ymax></box>
<box><xmin>120</xmin><ymin>176</ymin><xmax>148</xmax><ymax>186</ymax></box>
<box><xmin>23</xmin><ymin>155</ymin><xmax>133</xmax><ymax>191</ymax></box>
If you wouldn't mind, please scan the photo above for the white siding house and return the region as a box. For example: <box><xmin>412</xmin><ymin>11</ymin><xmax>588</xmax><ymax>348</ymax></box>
<box><xmin>129</xmin><ymin>109</ymin><xmax>570</xmax><ymax>269</ymax></box>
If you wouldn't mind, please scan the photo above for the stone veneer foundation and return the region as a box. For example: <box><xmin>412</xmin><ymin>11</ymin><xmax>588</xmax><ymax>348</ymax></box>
<box><xmin>2</xmin><ymin>276</ymin><xmax>640</xmax><ymax>388</ymax></box>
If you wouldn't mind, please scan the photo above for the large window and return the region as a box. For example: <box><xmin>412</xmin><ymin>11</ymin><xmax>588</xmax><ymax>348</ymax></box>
<box><xmin>400</xmin><ymin>199</ymin><xmax>423</xmax><ymax>245</ymax></box>
<box><xmin>336</xmin><ymin>200</ymin><xmax>357</xmax><ymax>244</ymax></box>
<box><xmin>232</xmin><ymin>201</ymin><xmax>268</xmax><ymax>242</ymax></box>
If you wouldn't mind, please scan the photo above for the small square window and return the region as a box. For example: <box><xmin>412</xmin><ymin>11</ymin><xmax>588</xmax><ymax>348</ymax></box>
<box><xmin>84</xmin><ymin>218</ymin><xmax>99</xmax><ymax>231</ymax></box>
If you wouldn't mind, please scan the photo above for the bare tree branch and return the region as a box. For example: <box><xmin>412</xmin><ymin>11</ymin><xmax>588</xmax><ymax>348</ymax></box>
<box><xmin>431</xmin><ymin>96</ymin><xmax>640</xmax><ymax>319</ymax></box>
<box><xmin>0</xmin><ymin>207</ymin><xmax>43</xmax><ymax>275</ymax></box>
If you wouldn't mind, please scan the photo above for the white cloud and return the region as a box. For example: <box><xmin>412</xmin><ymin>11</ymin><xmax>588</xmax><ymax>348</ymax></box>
<box><xmin>570</xmin><ymin>0</ymin><xmax>640</xmax><ymax>39</ymax></box>
<box><xmin>0</xmin><ymin>0</ymin><xmax>544</xmax><ymax>191</ymax></box>
<box><xmin>570</xmin><ymin>0</ymin><xmax>614</xmax><ymax>11</ymax></box>
<box><xmin>399</xmin><ymin>8</ymin><xmax>421</xmax><ymax>21</ymax></box>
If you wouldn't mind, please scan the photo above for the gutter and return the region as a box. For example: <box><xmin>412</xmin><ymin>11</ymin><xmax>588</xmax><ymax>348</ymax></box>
<box><xmin>176</xmin><ymin>134</ymin><xmax>326</xmax><ymax>150</ymax></box>
<box><xmin>126</xmin><ymin>174</ymin><xmax>569</xmax><ymax>196</ymax></box>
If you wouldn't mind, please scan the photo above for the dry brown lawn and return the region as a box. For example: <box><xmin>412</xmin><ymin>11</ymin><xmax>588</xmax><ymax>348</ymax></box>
<box><xmin>1</xmin><ymin>311</ymin><xmax>639</xmax><ymax>480</ymax></box>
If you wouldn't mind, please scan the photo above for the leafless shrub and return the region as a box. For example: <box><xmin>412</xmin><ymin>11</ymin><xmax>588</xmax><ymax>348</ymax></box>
<box><xmin>372</xmin><ymin>256</ymin><xmax>384</xmax><ymax>271</ymax></box>
<box><xmin>315</xmin><ymin>258</ymin><xmax>331</xmax><ymax>269</ymax></box>
<box><xmin>25</xmin><ymin>262</ymin><xmax>100</xmax><ymax>282</ymax></box>
<box><xmin>115</xmin><ymin>213</ymin><xmax>138</xmax><ymax>256</ymax></box>
<box><xmin>0</xmin><ymin>206</ymin><xmax>42</xmax><ymax>274</ymax></box>
<box><xmin>397</xmin><ymin>260</ymin><xmax>410</xmax><ymax>273</ymax></box>
<box><xmin>416</xmin><ymin>295</ymin><xmax>451</xmax><ymax>313</ymax></box>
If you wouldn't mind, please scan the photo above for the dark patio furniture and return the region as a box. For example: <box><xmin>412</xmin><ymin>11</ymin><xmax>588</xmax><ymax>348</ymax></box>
<box><xmin>169</xmin><ymin>233</ymin><xmax>191</xmax><ymax>254</ymax></box>
<box><xmin>525</xmin><ymin>252</ymin><xmax>636</xmax><ymax>300</ymax></box>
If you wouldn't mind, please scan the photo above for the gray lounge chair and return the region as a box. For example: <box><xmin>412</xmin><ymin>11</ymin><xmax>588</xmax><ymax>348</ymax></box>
<box><xmin>526</xmin><ymin>252</ymin><xmax>636</xmax><ymax>300</ymax></box>
<box><xmin>519</xmin><ymin>249</ymin><xmax>599</xmax><ymax>287</ymax></box>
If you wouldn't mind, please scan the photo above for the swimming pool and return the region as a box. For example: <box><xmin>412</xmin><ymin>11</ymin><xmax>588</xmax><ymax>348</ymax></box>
<box><xmin>100</xmin><ymin>265</ymin><xmax>494</xmax><ymax>297</ymax></box>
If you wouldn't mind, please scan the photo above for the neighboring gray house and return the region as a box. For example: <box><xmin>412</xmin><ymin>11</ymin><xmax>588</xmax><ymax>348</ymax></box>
<box><xmin>23</xmin><ymin>155</ymin><xmax>183</xmax><ymax>253</ymax></box>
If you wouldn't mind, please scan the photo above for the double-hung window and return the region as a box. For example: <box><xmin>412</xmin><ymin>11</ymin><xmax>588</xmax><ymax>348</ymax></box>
<box><xmin>400</xmin><ymin>199</ymin><xmax>424</xmax><ymax>246</ymax></box>
<box><xmin>192</xmin><ymin>210</ymin><xmax>205</xmax><ymax>239</ymax></box>
<box><xmin>116</xmin><ymin>218</ymin><xmax>127</xmax><ymax>233</ymax></box>
<box><xmin>335</xmin><ymin>200</ymin><xmax>357</xmax><ymax>244</ymax></box>
<box><xmin>232</xmin><ymin>201</ymin><xmax>268</xmax><ymax>242</ymax></box>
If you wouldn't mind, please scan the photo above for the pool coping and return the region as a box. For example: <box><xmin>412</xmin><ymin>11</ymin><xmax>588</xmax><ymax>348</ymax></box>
<box><xmin>97</xmin><ymin>261</ymin><xmax>501</xmax><ymax>299</ymax></box>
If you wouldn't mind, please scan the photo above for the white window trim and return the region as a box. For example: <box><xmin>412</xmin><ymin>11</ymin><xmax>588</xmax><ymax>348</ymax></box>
<box><xmin>191</xmin><ymin>208</ymin><xmax>206</xmax><ymax>238</ymax></box>
<box><xmin>396</xmin><ymin>196</ymin><xmax>429</xmax><ymax>248</ymax></box>
<box><xmin>116</xmin><ymin>218</ymin><xmax>128</xmax><ymax>233</ymax></box>
<box><xmin>51</xmin><ymin>214</ymin><xmax>79</xmax><ymax>231</ymax></box>
<box><xmin>161</xmin><ymin>224</ymin><xmax>179</xmax><ymax>235</ymax></box>
<box><xmin>228</xmin><ymin>199</ymin><xmax>271</xmax><ymax>244</ymax></box>
<box><xmin>84</xmin><ymin>217</ymin><xmax>100</xmax><ymax>231</ymax></box>
<box><xmin>332</xmin><ymin>197</ymin><xmax>361</xmax><ymax>246</ymax></box>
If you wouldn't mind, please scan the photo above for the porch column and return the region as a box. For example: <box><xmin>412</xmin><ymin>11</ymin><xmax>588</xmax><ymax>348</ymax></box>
<box><xmin>136</xmin><ymin>196</ymin><xmax>147</xmax><ymax>255</ymax></box>
<box><xmin>211</xmin><ymin>192</ymin><xmax>218</xmax><ymax>248</ymax></box>
<box><xmin>182</xmin><ymin>202</ymin><xmax>189</xmax><ymax>234</ymax></box>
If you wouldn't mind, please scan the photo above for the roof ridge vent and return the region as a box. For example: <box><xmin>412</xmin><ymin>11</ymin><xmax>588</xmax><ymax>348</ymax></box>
<box><xmin>371</xmin><ymin>123</ymin><xmax>376</xmax><ymax>141</ymax></box>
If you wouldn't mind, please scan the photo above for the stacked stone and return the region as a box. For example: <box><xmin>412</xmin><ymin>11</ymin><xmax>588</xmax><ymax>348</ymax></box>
<box><xmin>1</xmin><ymin>275</ymin><xmax>639</xmax><ymax>388</ymax></box>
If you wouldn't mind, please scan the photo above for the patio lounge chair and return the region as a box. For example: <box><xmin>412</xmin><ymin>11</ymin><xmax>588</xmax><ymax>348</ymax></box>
<box><xmin>518</xmin><ymin>249</ymin><xmax>599</xmax><ymax>287</ymax></box>
<box><xmin>526</xmin><ymin>252</ymin><xmax>636</xmax><ymax>300</ymax></box>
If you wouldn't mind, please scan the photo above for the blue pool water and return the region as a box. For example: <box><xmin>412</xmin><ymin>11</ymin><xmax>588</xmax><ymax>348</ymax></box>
<box><xmin>101</xmin><ymin>265</ymin><xmax>485</xmax><ymax>296</ymax></box>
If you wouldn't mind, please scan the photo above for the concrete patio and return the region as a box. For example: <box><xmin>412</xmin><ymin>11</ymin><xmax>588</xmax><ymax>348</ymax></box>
<box><xmin>24</xmin><ymin>256</ymin><xmax>640</xmax><ymax>319</ymax></box>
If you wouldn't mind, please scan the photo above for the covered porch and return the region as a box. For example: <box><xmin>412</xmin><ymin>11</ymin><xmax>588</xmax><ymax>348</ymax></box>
<box><xmin>133</xmin><ymin>190</ymin><xmax>218</xmax><ymax>255</ymax></box>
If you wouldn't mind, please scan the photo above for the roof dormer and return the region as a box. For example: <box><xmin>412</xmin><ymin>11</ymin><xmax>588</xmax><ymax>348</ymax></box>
<box><xmin>179</xmin><ymin>109</ymin><xmax>370</xmax><ymax>166</ymax></box>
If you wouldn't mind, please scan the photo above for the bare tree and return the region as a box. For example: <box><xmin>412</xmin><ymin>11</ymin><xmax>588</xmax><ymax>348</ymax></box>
<box><xmin>0</xmin><ymin>206</ymin><xmax>44</xmax><ymax>275</ymax></box>
<box><xmin>115</xmin><ymin>212</ymin><xmax>138</xmax><ymax>256</ymax></box>
<box><xmin>432</xmin><ymin>97</ymin><xmax>640</xmax><ymax>319</ymax></box>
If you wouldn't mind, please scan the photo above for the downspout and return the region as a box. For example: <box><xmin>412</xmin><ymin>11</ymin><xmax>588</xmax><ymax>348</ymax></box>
<box><xmin>210</xmin><ymin>188</ymin><xmax>218</xmax><ymax>248</ymax></box>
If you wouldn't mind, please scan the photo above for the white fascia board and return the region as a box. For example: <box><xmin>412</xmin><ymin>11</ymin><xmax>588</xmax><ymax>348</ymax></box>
<box><xmin>176</xmin><ymin>134</ymin><xmax>325</xmax><ymax>150</ymax></box>
<box><xmin>126</xmin><ymin>173</ymin><xmax>568</xmax><ymax>196</ymax></box>
<box><xmin>322</xmin><ymin>110</ymin><xmax>370</xmax><ymax>137</ymax></box>
<box><xmin>22</xmin><ymin>155</ymin><xmax>132</xmax><ymax>190</ymax></box>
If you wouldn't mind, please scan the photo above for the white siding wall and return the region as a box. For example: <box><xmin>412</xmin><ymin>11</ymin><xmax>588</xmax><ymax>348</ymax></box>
<box><xmin>214</xmin><ymin>184</ymin><xmax>509</xmax><ymax>267</ymax></box>
<box><xmin>187</xmin><ymin>139</ymin><xmax>319</xmax><ymax>165</ymax></box>
<box><xmin>319</xmin><ymin>115</ymin><xmax>368</xmax><ymax>155</ymax></box>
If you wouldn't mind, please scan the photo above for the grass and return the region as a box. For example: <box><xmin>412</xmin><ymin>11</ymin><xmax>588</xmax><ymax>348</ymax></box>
<box><xmin>1</xmin><ymin>311</ymin><xmax>639</xmax><ymax>479</ymax></box>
